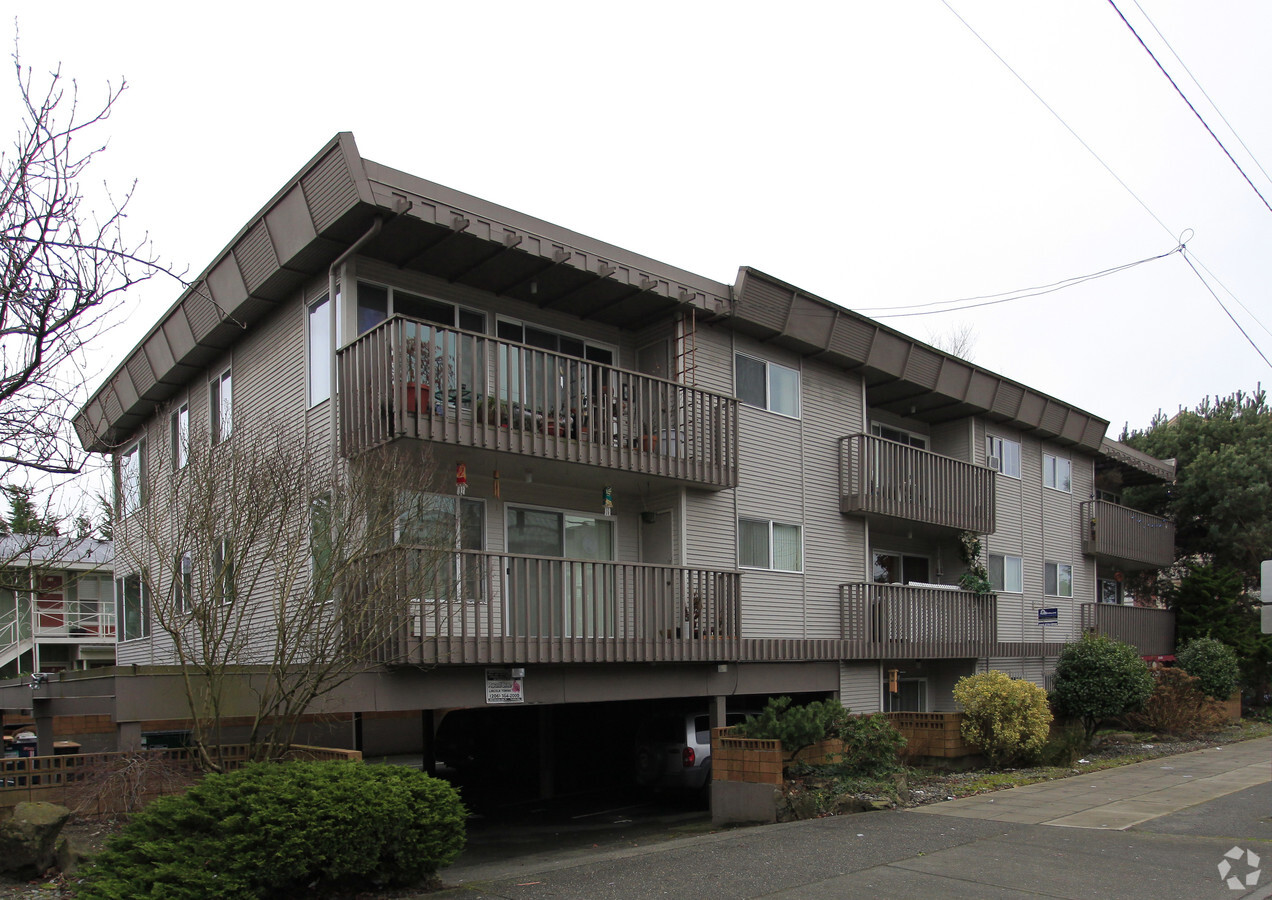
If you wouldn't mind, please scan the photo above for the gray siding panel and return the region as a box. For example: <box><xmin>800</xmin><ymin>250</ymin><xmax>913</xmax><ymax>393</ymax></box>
<box><xmin>839</xmin><ymin>662</ymin><xmax>881</xmax><ymax>713</ymax></box>
<box><xmin>301</xmin><ymin>147</ymin><xmax>361</xmax><ymax>235</ymax></box>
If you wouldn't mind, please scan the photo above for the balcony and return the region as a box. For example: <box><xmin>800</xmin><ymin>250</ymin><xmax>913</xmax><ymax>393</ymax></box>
<box><xmin>348</xmin><ymin>547</ymin><xmax>742</xmax><ymax>666</ymax></box>
<box><xmin>1080</xmin><ymin>500</ymin><xmax>1174</xmax><ymax>570</ymax></box>
<box><xmin>839</xmin><ymin>434</ymin><xmax>996</xmax><ymax>534</ymax></box>
<box><xmin>337</xmin><ymin>317</ymin><xmax>738</xmax><ymax>489</ymax></box>
<box><xmin>1080</xmin><ymin>603</ymin><xmax>1175</xmax><ymax>657</ymax></box>
<box><xmin>840</xmin><ymin>583</ymin><xmax>997</xmax><ymax>658</ymax></box>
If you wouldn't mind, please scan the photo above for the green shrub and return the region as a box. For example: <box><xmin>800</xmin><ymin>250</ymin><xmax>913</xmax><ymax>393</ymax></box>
<box><xmin>1030</xmin><ymin>722</ymin><xmax>1087</xmax><ymax>767</ymax></box>
<box><xmin>77</xmin><ymin>760</ymin><xmax>467</xmax><ymax>900</ymax></box>
<box><xmin>952</xmin><ymin>670</ymin><xmax>1052</xmax><ymax>766</ymax></box>
<box><xmin>735</xmin><ymin>696</ymin><xmax>846</xmax><ymax>754</ymax></box>
<box><xmin>1176</xmin><ymin>636</ymin><xmax>1240</xmax><ymax>701</ymax></box>
<box><xmin>1124</xmin><ymin>667</ymin><xmax>1228</xmax><ymax>737</ymax></box>
<box><xmin>1050</xmin><ymin>634</ymin><xmax>1155</xmax><ymax>741</ymax></box>
<box><xmin>830</xmin><ymin>712</ymin><xmax>907</xmax><ymax>776</ymax></box>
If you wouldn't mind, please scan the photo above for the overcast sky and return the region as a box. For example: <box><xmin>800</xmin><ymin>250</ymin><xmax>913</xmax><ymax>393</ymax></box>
<box><xmin>11</xmin><ymin>1</ymin><xmax>1272</xmax><ymax>435</ymax></box>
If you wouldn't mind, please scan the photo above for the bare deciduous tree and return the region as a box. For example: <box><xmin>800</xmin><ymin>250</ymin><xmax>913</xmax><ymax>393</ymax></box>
<box><xmin>118</xmin><ymin>421</ymin><xmax>442</xmax><ymax>772</ymax></box>
<box><xmin>925</xmin><ymin>321</ymin><xmax>978</xmax><ymax>361</ymax></box>
<box><xmin>1</xmin><ymin>48</ymin><xmax>172</xmax><ymax>481</ymax></box>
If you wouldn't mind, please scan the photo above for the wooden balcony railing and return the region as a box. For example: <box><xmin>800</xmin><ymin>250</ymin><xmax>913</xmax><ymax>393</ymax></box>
<box><xmin>347</xmin><ymin>546</ymin><xmax>742</xmax><ymax>665</ymax></box>
<box><xmin>1080</xmin><ymin>500</ymin><xmax>1175</xmax><ymax>570</ymax></box>
<box><xmin>840</xmin><ymin>583</ymin><xmax>997</xmax><ymax>658</ymax></box>
<box><xmin>337</xmin><ymin>317</ymin><xmax>738</xmax><ymax>489</ymax></box>
<box><xmin>1080</xmin><ymin>603</ymin><xmax>1176</xmax><ymax>657</ymax></box>
<box><xmin>839</xmin><ymin>434</ymin><xmax>996</xmax><ymax>533</ymax></box>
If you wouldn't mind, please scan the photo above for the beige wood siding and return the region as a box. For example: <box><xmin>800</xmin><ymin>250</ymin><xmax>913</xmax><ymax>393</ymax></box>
<box><xmin>839</xmin><ymin>661</ymin><xmax>882</xmax><ymax>713</ymax></box>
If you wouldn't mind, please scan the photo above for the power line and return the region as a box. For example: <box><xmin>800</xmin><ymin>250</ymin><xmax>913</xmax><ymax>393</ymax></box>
<box><xmin>1129</xmin><ymin>0</ymin><xmax>1272</xmax><ymax>192</ymax></box>
<box><xmin>1107</xmin><ymin>0</ymin><xmax>1272</xmax><ymax>214</ymax></box>
<box><xmin>939</xmin><ymin>0</ymin><xmax>1272</xmax><ymax>365</ymax></box>
<box><xmin>862</xmin><ymin>244</ymin><xmax>1182</xmax><ymax>317</ymax></box>
<box><xmin>1180</xmin><ymin>249</ymin><xmax>1272</xmax><ymax>369</ymax></box>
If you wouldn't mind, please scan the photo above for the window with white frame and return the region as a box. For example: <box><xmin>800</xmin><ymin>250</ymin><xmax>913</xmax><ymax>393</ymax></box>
<box><xmin>1044</xmin><ymin>561</ymin><xmax>1073</xmax><ymax>597</ymax></box>
<box><xmin>210</xmin><ymin>368</ymin><xmax>233</xmax><ymax>444</ymax></box>
<box><xmin>739</xmin><ymin>518</ymin><xmax>802</xmax><ymax>571</ymax></box>
<box><xmin>213</xmin><ymin>537</ymin><xmax>235</xmax><ymax>605</ymax></box>
<box><xmin>872</xmin><ymin>551</ymin><xmax>930</xmax><ymax>585</ymax></box>
<box><xmin>116</xmin><ymin>438</ymin><xmax>147</xmax><ymax>517</ymax></box>
<box><xmin>985</xmin><ymin>435</ymin><xmax>1021</xmax><ymax>478</ymax></box>
<box><xmin>356</xmin><ymin>281</ymin><xmax>486</xmax><ymax>337</ymax></box>
<box><xmin>871</xmin><ymin>424</ymin><xmax>927</xmax><ymax>449</ymax></box>
<box><xmin>310</xmin><ymin>494</ymin><xmax>333</xmax><ymax>603</ymax></box>
<box><xmin>170</xmin><ymin>403</ymin><xmax>189</xmax><ymax>469</ymax></box>
<box><xmin>308</xmin><ymin>293</ymin><xmax>332</xmax><ymax>406</ymax></box>
<box><xmin>988</xmin><ymin>554</ymin><xmax>1023</xmax><ymax>592</ymax></box>
<box><xmin>176</xmin><ymin>552</ymin><xmax>193</xmax><ymax>613</ymax></box>
<box><xmin>1043</xmin><ymin>453</ymin><xmax>1071</xmax><ymax>492</ymax></box>
<box><xmin>735</xmin><ymin>353</ymin><xmax>800</xmax><ymax>418</ymax></box>
<box><xmin>116</xmin><ymin>573</ymin><xmax>148</xmax><ymax>641</ymax></box>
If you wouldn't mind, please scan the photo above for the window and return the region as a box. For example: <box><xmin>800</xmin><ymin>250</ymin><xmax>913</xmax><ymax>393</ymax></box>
<box><xmin>176</xmin><ymin>553</ymin><xmax>193</xmax><ymax>613</ymax></box>
<box><xmin>739</xmin><ymin>518</ymin><xmax>802</xmax><ymax>571</ymax></box>
<box><xmin>1044</xmin><ymin>561</ymin><xmax>1073</xmax><ymax>598</ymax></box>
<box><xmin>1098</xmin><ymin>578</ymin><xmax>1122</xmax><ymax>605</ymax></box>
<box><xmin>116</xmin><ymin>438</ymin><xmax>147</xmax><ymax>517</ymax></box>
<box><xmin>985</xmin><ymin>435</ymin><xmax>1021</xmax><ymax>478</ymax></box>
<box><xmin>1043</xmin><ymin>454</ymin><xmax>1071</xmax><ymax>492</ymax></box>
<box><xmin>311</xmin><ymin>495</ymin><xmax>333</xmax><ymax>603</ymax></box>
<box><xmin>357</xmin><ymin>281</ymin><xmax>486</xmax><ymax>338</ymax></box>
<box><xmin>872</xmin><ymin>552</ymin><xmax>931</xmax><ymax>585</ymax></box>
<box><xmin>170</xmin><ymin>403</ymin><xmax>189</xmax><ymax>469</ymax></box>
<box><xmin>116</xmin><ymin>573</ymin><xmax>149</xmax><ymax>641</ymax></box>
<box><xmin>735</xmin><ymin>353</ymin><xmax>800</xmax><ymax>418</ymax></box>
<box><xmin>871</xmin><ymin>424</ymin><xmax>927</xmax><ymax>449</ymax></box>
<box><xmin>988</xmin><ymin>554</ymin><xmax>1023</xmax><ymax>592</ymax></box>
<box><xmin>308</xmin><ymin>293</ymin><xmax>331</xmax><ymax>406</ymax></box>
<box><xmin>213</xmin><ymin>537</ymin><xmax>234</xmax><ymax>605</ymax></box>
<box><xmin>210</xmin><ymin>368</ymin><xmax>233</xmax><ymax>444</ymax></box>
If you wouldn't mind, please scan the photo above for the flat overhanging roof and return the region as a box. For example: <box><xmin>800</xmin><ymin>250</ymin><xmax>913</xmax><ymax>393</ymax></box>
<box><xmin>78</xmin><ymin>133</ymin><xmax>1123</xmax><ymax>455</ymax></box>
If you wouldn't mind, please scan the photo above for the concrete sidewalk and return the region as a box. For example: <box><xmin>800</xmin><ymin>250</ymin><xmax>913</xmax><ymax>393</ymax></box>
<box><xmin>909</xmin><ymin>735</ymin><xmax>1272</xmax><ymax>830</ymax></box>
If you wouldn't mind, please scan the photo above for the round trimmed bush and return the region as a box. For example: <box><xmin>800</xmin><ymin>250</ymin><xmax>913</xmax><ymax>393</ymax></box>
<box><xmin>1051</xmin><ymin>634</ymin><xmax>1154</xmax><ymax>740</ymax></box>
<box><xmin>77</xmin><ymin>760</ymin><xmax>466</xmax><ymax>899</ymax></box>
<box><xmin>952</xmin><ymin>670</ymin><xmax>1051</xmax><ymax>766</ymax></box>
<box><xmin>1176</xmin><ymin>636</ymin><xmax>1240</xmax><ymax>701</ymax></box>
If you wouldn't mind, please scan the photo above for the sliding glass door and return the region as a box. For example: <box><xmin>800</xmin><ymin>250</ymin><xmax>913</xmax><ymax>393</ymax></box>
<box><xmin>507</xmin><ymin>507</ymin><xmax>614</xmax><ymax>638</ymax></box>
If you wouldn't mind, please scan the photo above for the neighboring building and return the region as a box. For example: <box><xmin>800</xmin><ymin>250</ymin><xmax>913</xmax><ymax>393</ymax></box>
<box><xmin>0</xmin><ymin>535</ymin><xmax>115</xmax><ymax>677</ymax></box>
<box><xmin>6</xmin><ymin>133</ymin><xmax>1175</xmax><ymax>764</ymax></box>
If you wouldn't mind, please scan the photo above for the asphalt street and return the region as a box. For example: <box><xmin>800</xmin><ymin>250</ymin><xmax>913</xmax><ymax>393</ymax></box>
<box><xmin>435</xmin><ymin>738</ymin><xmax>1272</xmax><ymax>899</ymax></box>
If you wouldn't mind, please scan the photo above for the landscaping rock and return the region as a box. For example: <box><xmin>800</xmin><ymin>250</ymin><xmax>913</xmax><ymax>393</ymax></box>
<box><xmin>0</xmin><ymin>802</ymin><xmax>72</xmax><ymax>877</ymax></box>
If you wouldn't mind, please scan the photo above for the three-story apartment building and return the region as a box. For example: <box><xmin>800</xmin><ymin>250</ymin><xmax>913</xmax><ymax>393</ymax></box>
<box><xmin>14</xmin><ymin>133</ymin><xmax>1175</xmax><ymax>768</ymax></box>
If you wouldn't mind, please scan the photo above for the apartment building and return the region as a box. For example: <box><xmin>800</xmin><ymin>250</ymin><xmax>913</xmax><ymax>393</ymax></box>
<box><xmin>11</xmin><ymin>133</ymin><xmax>1174</xmax><ymax>764</ymax></box>
<box><xmin>0</xmin><ymin>536</ymin><xmax>115</xmax><ymax>678</ymax></box>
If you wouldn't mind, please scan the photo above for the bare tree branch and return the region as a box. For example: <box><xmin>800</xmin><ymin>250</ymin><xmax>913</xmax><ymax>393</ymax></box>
<box><xmin>0</xmin><ymin>45</ymin><xmax>182</xmax><ymax>481</ymax></box>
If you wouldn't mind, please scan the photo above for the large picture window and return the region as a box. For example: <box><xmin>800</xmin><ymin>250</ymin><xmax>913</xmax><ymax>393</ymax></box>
<box><xmin>739</xmin><ymin>518</ymin><xmax>802</xmax><ymax>571</ymax></box>
<box><xmin>735</xmin><ymin>353</ymin><xmax>800</xmax><ymax>418</ymax></box>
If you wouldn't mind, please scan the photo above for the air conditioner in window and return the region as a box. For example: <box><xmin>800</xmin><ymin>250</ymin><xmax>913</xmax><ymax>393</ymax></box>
<box><xmin>987</xmin><ymin>456</ymin><xmax>1001</xmax><ymax>471</ymax></box>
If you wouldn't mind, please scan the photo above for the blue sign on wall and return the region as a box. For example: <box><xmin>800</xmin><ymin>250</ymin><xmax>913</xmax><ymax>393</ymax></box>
<box><xmin>1038</xmin><ymin>608</ymin><xmax>1059</xmax><ymax>625</ymax></box>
